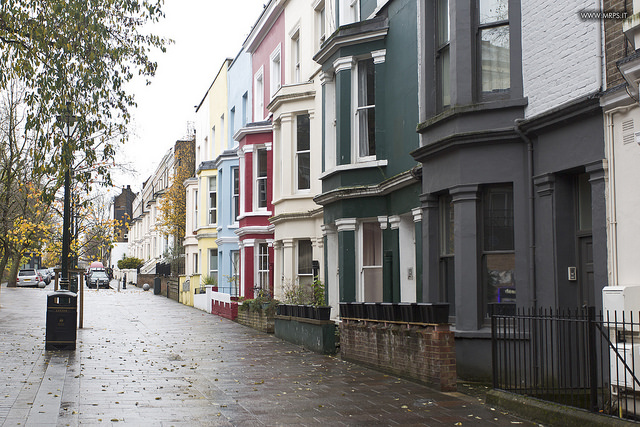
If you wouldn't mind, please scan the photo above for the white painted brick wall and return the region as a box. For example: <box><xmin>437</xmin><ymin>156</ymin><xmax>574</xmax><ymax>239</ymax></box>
<box><xmin>522</xmin><ymin>1</ymin><xmax>601</xmax><ymax>118</ymax></box>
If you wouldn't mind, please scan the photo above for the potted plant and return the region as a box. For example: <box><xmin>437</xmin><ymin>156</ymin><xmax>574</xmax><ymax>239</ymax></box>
<box><xmin>201</xmin><ymin>274</ymin><xmax>218</xmax><ymax>292</ymax></box>
<box><xmin>311</xmin><ymin>278</ymin><xmax>331</xmax><ymax>320</ymax></box>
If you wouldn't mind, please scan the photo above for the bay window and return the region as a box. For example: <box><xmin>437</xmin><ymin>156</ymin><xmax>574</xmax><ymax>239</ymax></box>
<box><xmin>478</xmin><ymin>0</ymin><xmax>510</xmax><ymax>98</ymax></box>
<box><xmin>356</xmin><ymin>57</ymin><xmax>376</xmax><ymax>159</ymax></box>
<box><xmin>296</xmin><ymin>114</ymin><xmax>311</xmax><ymax>190</ymax></box>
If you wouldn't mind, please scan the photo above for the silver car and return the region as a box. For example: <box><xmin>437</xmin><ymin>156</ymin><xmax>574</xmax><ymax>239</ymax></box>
<box><xmin>17</xmin><ymin>269</ymin><xmax>45</xmax><ymax>288</ymax></box>
<box><xmin>88</xmin><ymin>271</ymin><xmax>110</xmax><ymax>289</ymax></box>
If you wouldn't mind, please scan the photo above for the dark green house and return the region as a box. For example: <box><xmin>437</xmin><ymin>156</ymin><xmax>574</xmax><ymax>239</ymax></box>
<box><xmin>313</xmin><ymin>0</ymin><xmax>422</xmax><ymax>310</ymax></box>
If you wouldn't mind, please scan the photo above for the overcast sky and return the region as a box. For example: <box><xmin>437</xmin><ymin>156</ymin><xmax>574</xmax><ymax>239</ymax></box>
<box><xmin>111</xmin><ymin>0</ymin><xmax>267</xmax><ymax>193</ymax></box>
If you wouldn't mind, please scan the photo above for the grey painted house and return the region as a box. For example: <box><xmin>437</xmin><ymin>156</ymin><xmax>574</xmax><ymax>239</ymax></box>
<box><xmin>412</xmin><ymin>0</ymin><xmax>607</xmax><ymax>379</ymax></box>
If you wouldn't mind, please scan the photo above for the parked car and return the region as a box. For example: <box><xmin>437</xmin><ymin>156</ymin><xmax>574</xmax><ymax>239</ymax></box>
<box><xmin>17</xmin><ymin>269</ymin><xmax>45</xmax><ymax>288</ymax></box>
<box><xmin>38</xmin><ymin>269</ymin><xmax>52</xmax><ymax>285</ymax></box>
<box><xmin>87</xmin><ymin>270</ymin><xmax>110</xmax><ymax>289</ymax></box>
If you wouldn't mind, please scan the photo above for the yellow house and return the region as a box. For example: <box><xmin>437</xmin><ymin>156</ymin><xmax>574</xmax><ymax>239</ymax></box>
<box><xmin>185</xmin><ymin>59</ymin><xmax>231</xmax><ymax>308</ymax></box>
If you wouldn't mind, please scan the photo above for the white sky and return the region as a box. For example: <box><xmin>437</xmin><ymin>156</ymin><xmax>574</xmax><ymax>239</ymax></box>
<box><xmin>111</xmin><ymin>0</ymin><xmax>267</xmax><ymax>193</ymax></box>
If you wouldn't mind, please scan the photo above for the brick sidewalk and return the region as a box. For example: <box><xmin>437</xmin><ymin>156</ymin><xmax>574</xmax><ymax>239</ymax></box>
<box><xmin>0</xmin><ymin>284</ymin><xmax>537</xmax><ymax>426</ymax></box>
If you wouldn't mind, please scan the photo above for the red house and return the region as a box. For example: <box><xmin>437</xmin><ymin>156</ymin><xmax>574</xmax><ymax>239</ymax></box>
<box><xmin>235</xmin><ymin>2</ymin><xmax>284</xmax><ymax>298</ymax></box>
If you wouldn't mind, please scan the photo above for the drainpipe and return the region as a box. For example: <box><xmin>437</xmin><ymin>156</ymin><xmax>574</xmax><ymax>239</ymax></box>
<box><xmin>603</xmin><ymin>105</ymin><xmax>633</xmax><ymax>287</ymax></box>
<box><xmin>514</xmin><ymin>120</ymin><xmax>537</xmax><ymax>311</ymax></box>
<box><xmin>596</xmin><ymin>0</ymin><xmax>604</xmax><ymax>92</ymax></box>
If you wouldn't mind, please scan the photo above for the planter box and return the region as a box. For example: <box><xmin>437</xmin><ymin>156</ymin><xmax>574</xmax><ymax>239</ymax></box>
<box><xmin>398</xmin><ymin>303</ymin><xmax>417</xmax><ymax>322</ymax></box>
<box><xmin>339</xmin><ymin>302</ymin><xmax>349</xmax><ymax>318</ymax></box>
<box><xmin>429</xmin><ymin>303</ymin><xmax>450</xmax><ymax>323</ymax></box>
<box><xmin>315</xmin><ymin>306</ymin><xmax>331</xmax><ymax>321</ymax></box>
<box><xmin>353</xmin><ymin>302</ymin><xmax>365</xmax><ymax>319</ymax></box>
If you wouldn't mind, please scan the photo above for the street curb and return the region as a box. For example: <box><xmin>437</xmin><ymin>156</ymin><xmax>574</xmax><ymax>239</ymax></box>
<box><xmin>486</xmin><ymin>389</ymin><xmax>635</xmax><ymax>426</ymax></box>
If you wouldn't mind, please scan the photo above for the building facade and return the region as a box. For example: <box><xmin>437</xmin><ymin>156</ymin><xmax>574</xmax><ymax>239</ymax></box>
<box><xmin>412</xmin><ymin>0</ymin><xmax>607</xmax><ymax>379</ymax></box>
<box><xmin>269</xmin><ymin>0</ymin><xmax>325</xmax><ymax>304</ymax></box>
<box><xmin>234</xmin><ymin>1</ymin><xmax>286</xmax><ymax>298</ymax></box>
<box><xmin>314</xmin><ymin>0</ymin><xmax>422</xmax><ymax>315</ymax></box>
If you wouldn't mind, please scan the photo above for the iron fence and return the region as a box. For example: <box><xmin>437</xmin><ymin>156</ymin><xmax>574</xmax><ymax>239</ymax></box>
<box><xmin>491</xmin><ymin>306</ymin><xmax>640</xmax><ymax>420</ymax></box>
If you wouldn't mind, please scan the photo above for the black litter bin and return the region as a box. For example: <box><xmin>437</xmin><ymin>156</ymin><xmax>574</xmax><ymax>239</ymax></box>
<box><xmin>154</xmin><ymin>277</ymin><xmax>161</xmax><ymax>295</ymax></box>
<box><xmin>45</xmin><ymin>290</ymin><xmax>77</xmax><ymax>350</ymax></box>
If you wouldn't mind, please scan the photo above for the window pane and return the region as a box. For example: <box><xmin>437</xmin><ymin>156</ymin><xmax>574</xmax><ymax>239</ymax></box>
<box><xmin>484</xmin><ymin>253</ymin><xmax>515</xmax><ymax>304</ymax></box>
<box><xmin>480</xmin><ymin>25</ymin><xmax>510</xmax><ymax>95</ymax></box>
<box><xmin>258</xmin><ymin>179</ymin><xmax>267</xmax><ymax>207</ymax></box>
<box><xmin>438</xmin><ymin>46</ymin><xmax>450</xmax><ymax>108</ymax></box>
<box><xmin>209</xmin><ymin>176</ymin><xmax>216</xmax><ymax>191</ymax></box>
<box><xmin>357</xmin><ymin>58</ymin><xmax>376</xmax><ymax>158</ymax></box>
<box><xmin>210</xmin><ymin>249</ymin><xmax>218</xmax><ymax>272</ymax></box>
<box><xmin>297</xmin><ymin>114</ymin><xmax>310</xmax><ymax>151</ymax></box>
<box><xmin>362</xmin><ymin>222</ymin><xmax>381</xmax><ymax>266</ymax></box>
<box><xmin>437</xmin><ymin>0</ymin><xmax>449</xmax><ymax>45</ymax></box>
<box><xmin>440</xmin><ymin>195</ymin><xmax>454</xmax><ymax>255</ymax></box>
<box><xmin>479</xmin><ymin>0</ymin><xmax>508</xmax><ymax>24</ymax></box>
<box><xmin>257</xmin><ymin>149</ymin><xmax>267</xmax><ymax>177</ymax></box>
<box><xmin>298</xmin><ymin>153</ymin><xmax>310</xmax><ymax>190</ymax></box>
<box><xmin>298</xmin><ymin>240</ymin><xmax>313</xmax><ymax>275</ymax></box>
<box><xmin>483</xmin><ymin>186</ymin><xmax>514</xmax><ymax>251</ymax></box>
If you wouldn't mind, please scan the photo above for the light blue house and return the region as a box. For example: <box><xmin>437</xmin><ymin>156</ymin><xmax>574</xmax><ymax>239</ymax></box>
<box><xmin>214</xmin><ymin>47</ymin><xmax>253</xmax><ymax>296</ymax></box>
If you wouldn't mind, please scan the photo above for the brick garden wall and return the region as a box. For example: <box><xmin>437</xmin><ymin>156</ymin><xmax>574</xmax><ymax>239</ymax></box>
<box><xmin>212</xmin><ymin>300</ymin><xmax>238</xmax><ymax>321</ymax></box>
<box><xmin>340</xmin><ymin>320</ymin><xmax>457</xmax><ymax>392</ymax></box>
<box><xmin>236</xmin><ymin>310</ymin><xmax>274</xmax><ymax>334</ymax></box>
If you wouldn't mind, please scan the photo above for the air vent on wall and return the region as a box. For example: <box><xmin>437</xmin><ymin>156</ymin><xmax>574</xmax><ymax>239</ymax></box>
<box><xmin>622</xmin><ymin>119</ymin><xmax>634</xmax><ymax>145</ymax></box>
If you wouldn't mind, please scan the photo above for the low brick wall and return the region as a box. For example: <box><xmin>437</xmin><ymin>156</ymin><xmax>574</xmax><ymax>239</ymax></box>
<box><xmin>236</xmin><ymin>310</ymin><xmax>274</xmax><ymax>333</ymax></box>
<box><xmin>274</xmin><ymin>316</ymin><xmax>336</xmax><ymax>354</ymax></box>
<box><xmin>212</xmin><ymin>300</ymin><xmax>238</xmax><ymax>321</ymax></box>
<box><xmin>340</xmin><ymin>320</ymin><xmax>457</xmax><ymax>392</ymax></box>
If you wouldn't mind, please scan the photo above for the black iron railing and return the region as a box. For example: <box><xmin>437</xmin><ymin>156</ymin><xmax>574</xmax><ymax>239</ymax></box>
<box><xmin>492</xmin><ymin>306</ymin><xmax>640</xmax><ymax>420</ymax></box>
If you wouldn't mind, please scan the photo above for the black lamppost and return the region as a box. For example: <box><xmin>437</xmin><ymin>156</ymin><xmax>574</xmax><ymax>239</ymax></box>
<box><xmin>56</xmin><ymin>102</ymin><xmax>79</xmax><ymax>291</ymax></box>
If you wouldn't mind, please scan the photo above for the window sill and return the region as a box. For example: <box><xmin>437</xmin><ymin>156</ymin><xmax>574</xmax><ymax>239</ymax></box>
<box><xmin>319</xmin><ymin>159</ymin><xmax>388</xmax><ymax>180</ymax></box>
<box><xmin>417</xmin><ymin>98</ymin><xmax>528</xmax><ymax>133</ymax></box>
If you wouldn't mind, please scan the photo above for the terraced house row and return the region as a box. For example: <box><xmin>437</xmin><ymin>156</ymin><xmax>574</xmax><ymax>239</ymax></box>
<box><xmin>125</xmin><ymin>0</ymin><xmax>640</xmax><ymax>379</ymax></box>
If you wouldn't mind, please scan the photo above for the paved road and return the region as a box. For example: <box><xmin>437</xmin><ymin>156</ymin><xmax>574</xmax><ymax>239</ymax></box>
<box><xmin>0</xmin><ymin>283</ymin><xmax>537</xmax><ymax>426</ymax></box>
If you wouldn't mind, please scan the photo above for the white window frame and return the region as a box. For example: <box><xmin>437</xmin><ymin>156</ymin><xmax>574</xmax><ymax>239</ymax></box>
<box><xmin>349</xmin><ymin>0</ymin><xmax>359</xmax><ymax>22</ymax></box>
<box><xmin>256</xmin><ymin>242</ymin><xmax>270</xmax><ymax>295</ymax></box>
<box><xmin>295</xmin><ymin>113</ymin><xmax>311</xmax><ymax>191</ymax></box>
<box><xmin>290</xmin><ymin>28</ymin><xmax>301</xmax><ymax>83</ymax></box>
<box><xmin>313</xmin><ymin>0</ymin><xmax>326</xmax><ymax>49</ymax></box>
<box><xmin>232</xmin><ymin>166</ymin><xmax>240</xmax><ymax>223</ymax></box>
<box><xmin>229</xmin><ymin>107</ymin><xmax>235</xmax><ymax>149</ymax></box>
<box><xmin>352</xmin><ymin>57</ymin><xmax>376</xmax><ymax>162</ymax></box>
<box><xmin>254</xmin><ymin>67</ymin><xmax>264</xmax><ymax>121</ymax></box>
<box><xmin>208</xmin><ymin>176</ymin><xmax>217</xmax><ymax>225</ymax></box>
<box><xmin>357</xmin><ymin>220</ymin><xmax>383</xmax><ymax>302</ymax></box>
<box><xmin>254</xmin><ymin>147</ymin><xmax>268</xmax><ymax>210</ymax></box>
<box><xmin>209</xmin><ymin>248</ymin><xmax>218</xmax><ymax>285</ymax></box>
<box><xmin>270</xmin><ymin>45</ymin><xmax>282</xmax><ymax>98</ymax></box>
<box><xmin>194</xmin><ymin>189</ymin><xmax>199</xmax><ymax>229</ymax></box>
<box><xmin>297</xmin><ymin>239</ymin><xmax>314</xmax><ymax>286</ymax></box>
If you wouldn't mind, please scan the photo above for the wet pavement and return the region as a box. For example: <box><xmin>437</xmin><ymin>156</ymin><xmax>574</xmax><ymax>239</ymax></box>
<box><xmin>0</xmin><ymin>282</ymin><xmax>538</xmax><ymax>426</ymax></box>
